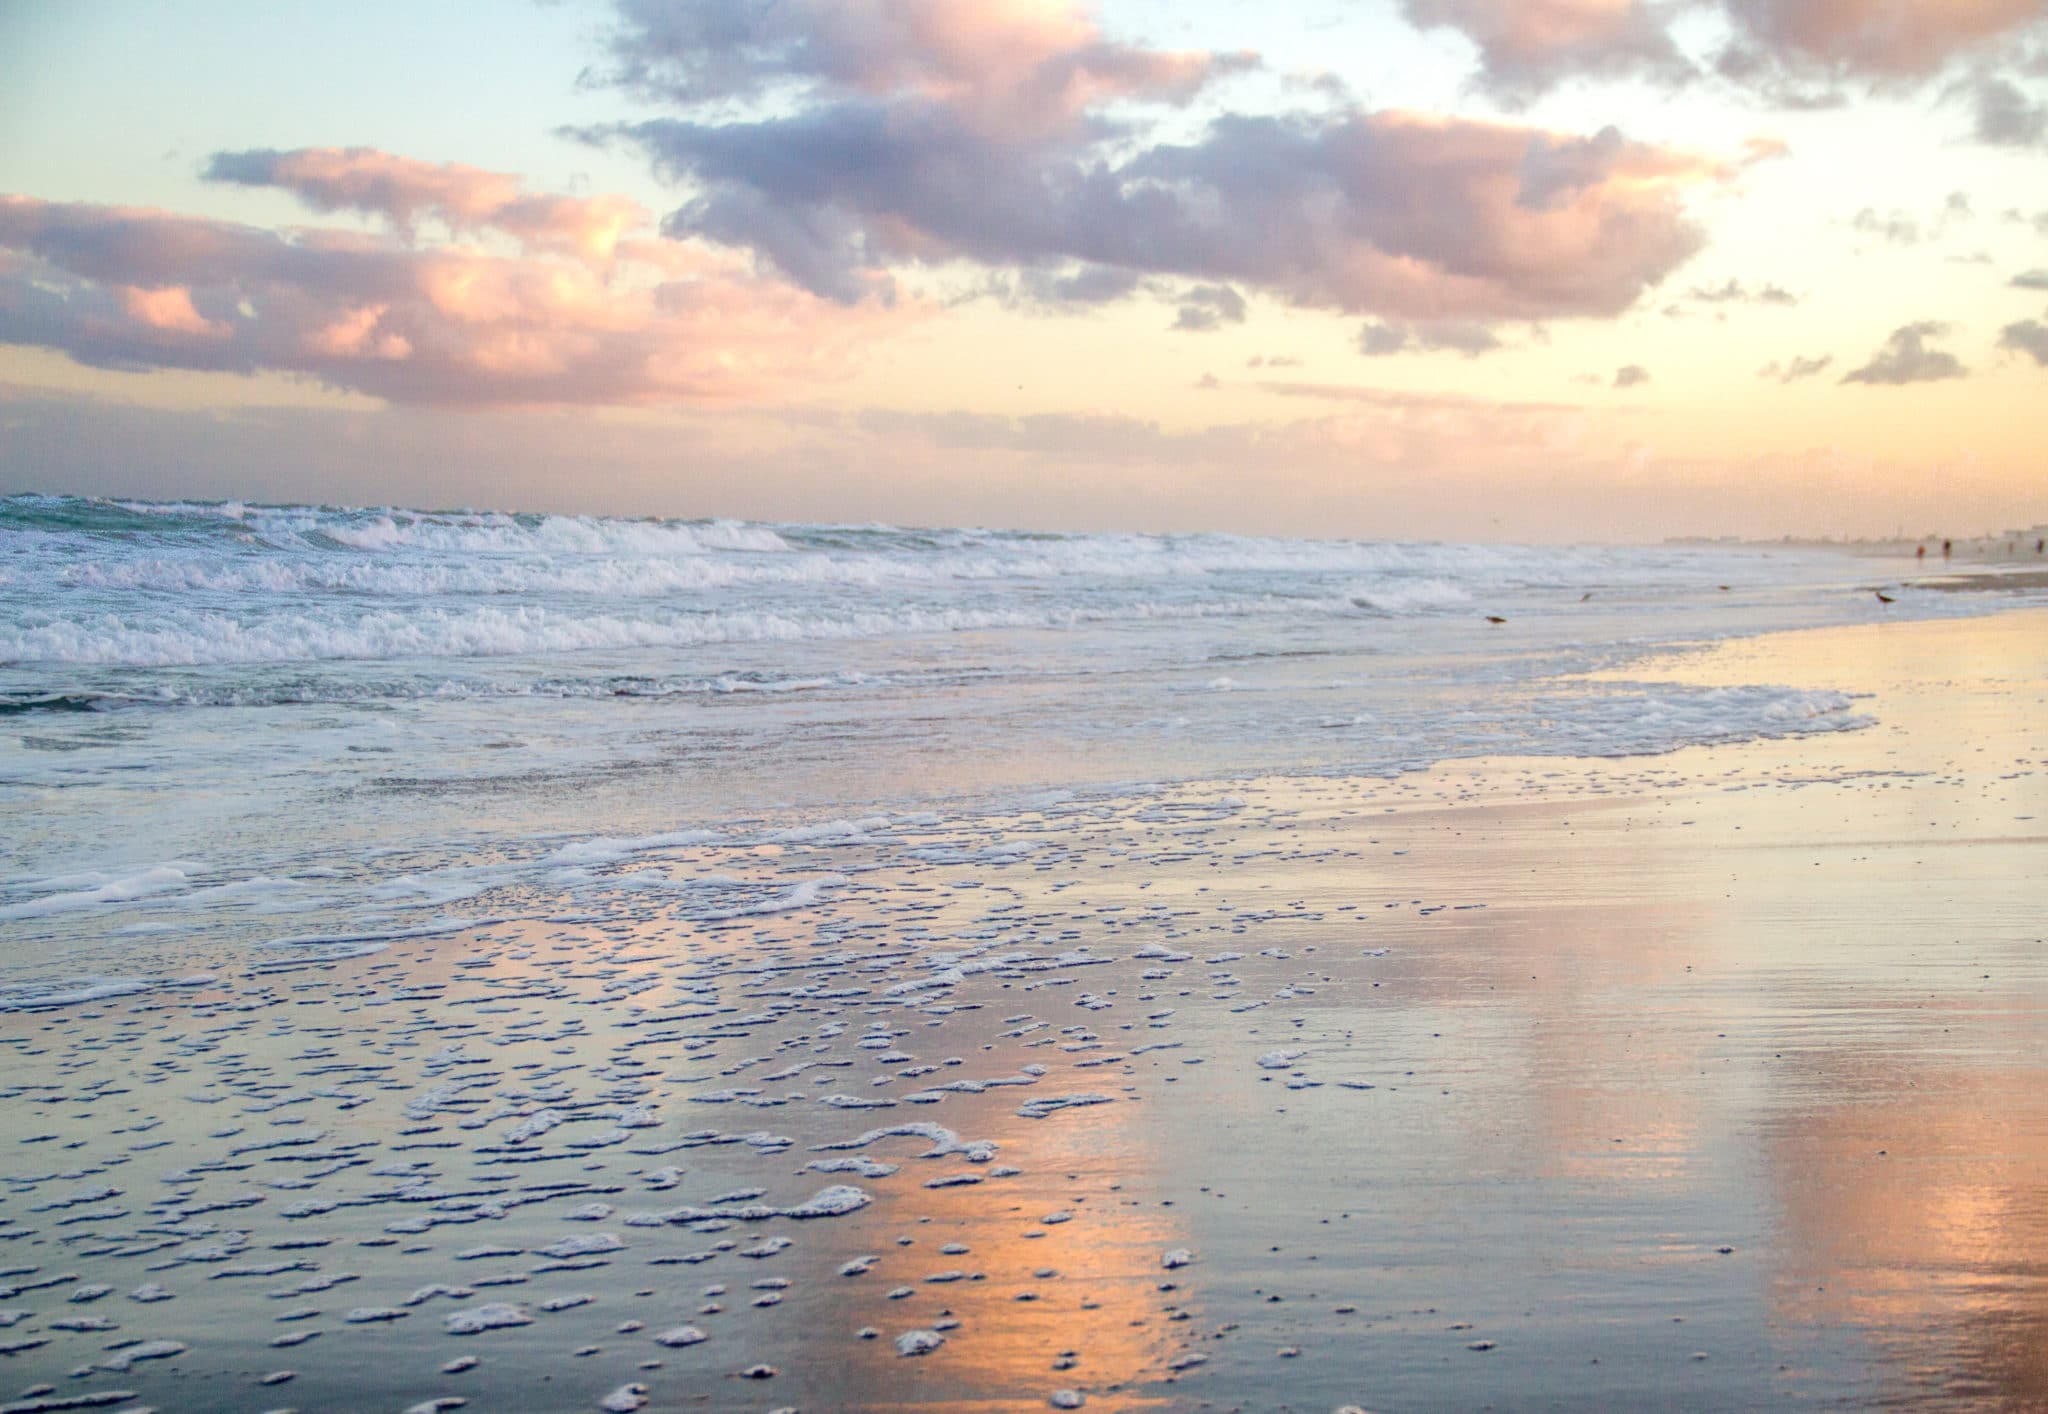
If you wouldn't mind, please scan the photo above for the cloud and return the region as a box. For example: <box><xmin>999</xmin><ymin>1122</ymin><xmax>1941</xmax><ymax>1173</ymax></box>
<box><xmin>1758</xmin><ymin>352</ymin><xmax>1833</xmax><ymax>381</ymax></box>
<box><xmin>2013</xmin><ymin>269</ymin><xmax>2048</xmax><ymax>289</ymax></box>
<box><xmin>1848</xmin><ymin>193</ymin><xmax>1992</xmax><ymax>249</ymax></box>
<box><xmin>1356</xmin><ymin>319</ymin><xmax>1502</xmax><ymax>356</ymax></box>
<box><xmin>1399</xmin><ymin>0</ymin><xmax>2048</xmax><ymax>108</ymax></box>
<box><xmin>1841</xmin><ymin>321</ymin><xmax>1967</xmax><ymax>384</ymax></box>
<box><xmin>205</xmin><ymin>148</ymin><xmax>651</xmax><ymax>268</ymax></box>
<box><xmin>1688</xmin><ymin>277</ymin><xmax>1798</xmax><ymax>304</ymax></box>
<box><xmin>1851</xmin><ymin>207</ymin><xmax>1924</xmax><ymax>244</ymax></box>
<box><xmin>580</xmin><ymin>2</ymin><xmax>1730</xmax><ymax>322</ymax></box>
<box><xmin>8</xmin><ymin>379</ymin><xmax>2033</xmax><ymax>542</ymax></box>
<box><xmin>1253</xmin><ymin>379</ymin><xmax>1580</xmax><ymax>414</ymax></box>
<box><xmin>1171</xmin><ymin>283</ymin><xmax>1248</xmax><ymax>332</ymax></box>
<box><xmin>0</xmin><ymin>180</ymin><xmax>912</xmax><ymax>407</ymax></box>
<box><xmin>599</xmin><ymin>108</ymin><xmax>1724</xmax><ymax>320</ymax></box>
<box><xmin>1998</xmin><ymin>318</ymin><xmax>2048</xmax><ymax>362</ymax></box>
<box><xmin>588</xmin><ymin>0</ymin><xmax>1256</xmax><ymax>138</ymax></box>
<box><xmin>1720</xmin><ymin>0</ymin><xmax>2048</xmax><ymax>81</ymax></box>
<box><xmin>0</xmin><ymin>380</ymin><xmax>1613</xmax><ymax>538</ymax></box>
<box><xmin>996</xmin><ymin>262</ymin><xmax>1151</xmax><ymax>311</ymax></box>
<box><xmin>1398</xmin><ymin>0</ymin><xmax>1690</xmax><ymax>104</ymax></box>
<box><xmin>1613</xmin><ymin>363</ymin><xmax>1651</xmax><ymax>387</ymax></box>
<box><xmin>1968</xmin><ymin>75</ymin><xmax>2048</xmax><ymax>145</ymax></box>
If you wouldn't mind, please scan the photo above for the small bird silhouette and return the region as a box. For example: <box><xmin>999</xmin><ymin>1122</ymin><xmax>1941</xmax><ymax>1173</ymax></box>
<box><xmin>1874</xmin><ymin>590</ymin><xmax>1895</xmax><ymax>604</ymax></box>
<box><xmin>1485</xmin><ymin>615</ymin><xmax>1507</xmax><ymax>624</ymax></box>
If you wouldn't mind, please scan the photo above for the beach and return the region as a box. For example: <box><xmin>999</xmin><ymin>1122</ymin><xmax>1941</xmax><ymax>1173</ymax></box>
<box><xmin>3</xmin><ymin>501</ymin><xmax>2043</xmax><ymax>1411</ymax></box>
<box><xmin>9</xmin><ymin>0</ymin><xmax>2048</xmax><ymax>1405</ymax></box>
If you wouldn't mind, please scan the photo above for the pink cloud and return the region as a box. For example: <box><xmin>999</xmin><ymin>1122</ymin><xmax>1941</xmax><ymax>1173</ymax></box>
<box><xmin>118</xmin><ymin>284</ymin><xmax>228</xmax><ymax>338</ymax></box>
<box><xmin>598</xmin><ymin>0</ymin><xmax>1254</xmax><ymax>139</ymax></box>
<box><xmin>588</xmin><ymin>1</ymin><xmax>1731</xmax><ymax>319</ymax></box>
<box><xmin>205</xmin><ymin>148</ymin><xmax>652</xmax><ymax>268</ymax></box>
<box><xmin>0</xmin><ymin>187</ymin><xmax>915</xmax><ymax>406</ymax></box>
<box><xmin>1724</xmin><ymin>0</ymin><xmax>2048</xmax><ymax>77</ymax></box>
<box><xmin>604</xmin><ymin>100</ymin><xmax>1730</xmax><ymax>320</ymax></box>
<box><xmin>1401</xmin><ymin>0</ymin><xmax>1687</xmax><ymax>99</ymax></box>
<box><xmin>1403</xmin><ymin>0</ymin><xmax>2048</xmax><ymax>98</ymax></box>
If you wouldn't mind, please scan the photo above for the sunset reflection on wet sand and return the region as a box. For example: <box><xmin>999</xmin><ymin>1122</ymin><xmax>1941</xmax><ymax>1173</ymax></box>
<box><xmin>0</xmin><ymin>611</ymin><xmax>2041</xmax><ymax>1411</ymax></box>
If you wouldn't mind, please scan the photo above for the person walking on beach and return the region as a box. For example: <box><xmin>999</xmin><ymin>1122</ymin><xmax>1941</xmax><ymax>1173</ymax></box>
<box><xmin>1942</xmin><ymin>539</ymin><xmax>1952</xmax><ymax>558</ymax></box>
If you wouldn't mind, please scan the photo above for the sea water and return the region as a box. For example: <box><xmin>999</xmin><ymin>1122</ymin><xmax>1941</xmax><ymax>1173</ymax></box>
<box><xmin>0</xmin><ymin>493</ymin><xmax>1994</xmax><ymax>999</ymax></box>
<box><xmin>3</xmin><ymin>497</ymin><xmax>2046</xmax><ymax>1412</ymax></box>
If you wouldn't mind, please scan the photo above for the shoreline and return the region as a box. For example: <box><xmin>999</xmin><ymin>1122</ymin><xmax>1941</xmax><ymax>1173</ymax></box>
<box><xmin>1910</xmin><ymin>567</ymin><xmax>2048</xmax><ymax>593</ymax></box>
<box><xmin>0</xmin><ymin>609</ymin><xmax>2043</xmax><ymax>1410</ymax></box>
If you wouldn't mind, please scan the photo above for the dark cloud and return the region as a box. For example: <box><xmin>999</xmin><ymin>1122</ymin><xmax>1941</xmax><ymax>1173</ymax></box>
<box><xmin>1002</xmin><ymin>263</ymin><xmax>1151</xmax><ymax>310</ymax></box>
<box><xmin>2012</xmin><ymin>269</ymin><xmax>2048</xmax><ymax>288</ymax></box>
<box><xmin>1357</xmin><ymin>322</ymin><xmax>1410</xmax><ymax>357</ymax></box>
<box><xmin>1613</xmin><ymin>363</ymin><xmax>1651</xmax><ymax>387</ymax></box>
<box><xmin>1841</xmin><ymin>322</ymin><xmax>1967</xmax><ymax>384</ymax></box>
<box><xmin>1398</xmin><ymin>0</ymin><xmax>1690</xmax><ymax>105</ymax></box>
<box><xmin>1722</xmin><ymin>0</ymin><xmax>2048</xmax><ymax>80</ymax></box>
<box><xmin>579</xmin><ymin>3</ymin><xmax>1728</xmax><ymax>323</ymax></box>
<box><xmin>1355</xmin><ymin>319</ymin><xmax>1502</xmax><ymax>357</ymax></box>
<box><xmin>1998</xmin><ymin>318</ymin><xmax>2048</xmax><ymax>362</ymax></box>
<box><xmin>1758</xmin><ymin>353</ymin><xmax>1833</xmax><ymax>382</ymax></box>
<box><xmin>1172</xmin><ymin>283</ymin><xmax>1248</xmax><ymax>332</ymax></box>
<box><xmin>1969</xmin><ymin>75</ymin><xmax>2048</xmax><ymax>145</ymax></box>
<box><xmin>587</xmin><ymin>0</ymin><xmax>1256</xmax><ymax>126</ymax></box>
<box><xmin>589</xmin><ymin>106</ymin><xmax>1721</xmax><ymax>321</ymax></box>
<box><xmin>1709</xmin><ymin>45</ymin><xmax>1848</xmax><ymax>108</ymax></box>
<box><xmin>1045</xmin><ymin>264</ymin><xmax>1147</xmax><ymax>304</ymax></box>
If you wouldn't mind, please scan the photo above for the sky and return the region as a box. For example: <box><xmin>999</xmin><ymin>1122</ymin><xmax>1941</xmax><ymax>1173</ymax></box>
<box><xmin>2</xmin><ymin>0</ymin><xmax>2046</xmax><ymax>542</ymax></box>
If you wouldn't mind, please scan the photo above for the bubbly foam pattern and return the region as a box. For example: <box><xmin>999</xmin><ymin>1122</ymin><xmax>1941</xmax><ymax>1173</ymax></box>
<box><xmin>4</xmin><ymin>754</ymin><xmax>2000</xmax><ymax>1410</ymax></box>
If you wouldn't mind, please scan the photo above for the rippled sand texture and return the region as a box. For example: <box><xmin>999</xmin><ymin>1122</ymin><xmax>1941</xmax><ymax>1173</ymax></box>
<box><xmin>1</xmin><ymin>610</ymin><xmax>2043</xmax><ymax>1412</ymax></box>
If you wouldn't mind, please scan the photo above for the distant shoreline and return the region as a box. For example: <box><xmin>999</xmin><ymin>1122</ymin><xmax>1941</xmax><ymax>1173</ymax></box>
<box><xmin>1908</xmin><ymin>568</ymin><xmax>2048</xmax><ymax>593</ymax></box>
<box><xmin>1668</xmin><ymin>529</ymin><xmax>2048</xmax><ymax>564</ymax></box>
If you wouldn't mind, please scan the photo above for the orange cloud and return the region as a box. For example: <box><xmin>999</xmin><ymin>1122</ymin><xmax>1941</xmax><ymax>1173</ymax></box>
<box><xmin>118</xmin><ymin>284</ymin><xmax>228</xmax><ymax>338</ymax></box>
<box><xmin>1725</xmin><ymin>0</ymin><xmax>2048</xmax><ymax>77</ymax></box>
<box><xmin>1402</xmin><ymin>0</ymin><xmax>1687</xmax><ymax>99</ymax></box>
<box><xmin>0</xmin><ymin>184</ymin><xmax>916</xmax><ymax>407</ymax></box>
<box><xmin>205</xmin><ymin>148</ymin><xmax>653</xmax><ymax>269</ymax></box>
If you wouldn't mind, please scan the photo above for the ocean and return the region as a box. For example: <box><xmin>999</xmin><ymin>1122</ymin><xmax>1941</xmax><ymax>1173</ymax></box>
<box><xmin>4</xmin><ymin>496</ymin><xmax>2046</xmax><ymax>1412</ymax></box>
<box><xmin>0</xmin><ymin>492</ymin><xmax>1980</xmax><ymax>1005</ymax></box>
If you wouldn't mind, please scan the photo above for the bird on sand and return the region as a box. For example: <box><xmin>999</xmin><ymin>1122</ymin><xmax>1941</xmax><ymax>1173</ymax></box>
<box><xmin>1485</xmin><ymin>615</ymin><xmax>1507</xmax><ymax>624</ymax></box>
<box><xmin>1874</xmin><ymin>590</ymin><xmax>1895</xmax><ymax>604</ymax></box>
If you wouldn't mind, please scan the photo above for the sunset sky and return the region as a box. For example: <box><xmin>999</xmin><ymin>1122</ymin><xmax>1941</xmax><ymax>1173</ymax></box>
<box><xmin>3</xmin><ymin>0</ymin><xmax>2046</xmax><ymax>540</ymax></box>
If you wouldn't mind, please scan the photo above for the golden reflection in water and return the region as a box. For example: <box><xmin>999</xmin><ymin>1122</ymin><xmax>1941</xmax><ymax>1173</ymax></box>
<box><xmin>785</xmin><ymin>1100</ymin><xmax>1193</xmax><ymax>1412</ymax></box>
<box><xmin>1768</xmin><ymin>1057</ymin><xmax>2048</xmax><ymax>1405</ymax></box>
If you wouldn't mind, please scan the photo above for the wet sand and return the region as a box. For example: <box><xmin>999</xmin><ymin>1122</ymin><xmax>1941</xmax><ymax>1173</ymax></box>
<box><xmin>1</xmin><ymin>609</ymin><xmax>2043</xmax><ymax>1412</ymax></box>
<box><xmin>1910</xmin><ymin>568</ymin><xmax>2048</xmax><ymax>594</ymax></box>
